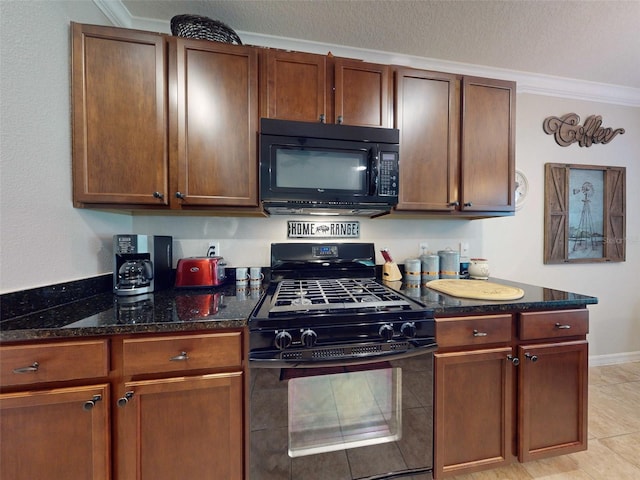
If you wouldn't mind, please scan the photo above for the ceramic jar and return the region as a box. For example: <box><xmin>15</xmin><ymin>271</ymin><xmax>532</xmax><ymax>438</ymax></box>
<box><xmin>437</xmin><ymin>249</ymin><xmax>460</xmax><ymax>279</ymax></box>
<box><xmin>469</xmin><ymin>258</ymin><xmax>490</xmax><ymax>280</ymax></box>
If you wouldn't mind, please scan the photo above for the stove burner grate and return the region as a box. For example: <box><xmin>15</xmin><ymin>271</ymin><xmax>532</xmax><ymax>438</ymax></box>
<box><xmin>268</xmin><ymin>278</ymin><xmax>412</xmax><ymax>315</ymax></box>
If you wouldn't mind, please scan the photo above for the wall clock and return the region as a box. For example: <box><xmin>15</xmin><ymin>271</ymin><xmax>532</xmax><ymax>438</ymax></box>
<box><xmin>515</xmin><ymin>170</ymin><xmax>528</xmax><ymax>210</ymax></box>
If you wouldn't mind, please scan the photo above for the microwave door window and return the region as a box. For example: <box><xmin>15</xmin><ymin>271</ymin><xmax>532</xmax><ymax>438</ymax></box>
<box><xmin>275</xmin><ymin>149</ymin><xmax>366</xmax><ymax>192</ymax></box>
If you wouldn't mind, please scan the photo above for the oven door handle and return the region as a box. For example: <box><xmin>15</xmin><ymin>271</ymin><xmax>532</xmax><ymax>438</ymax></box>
<box><xmin>249</xmin><ymin>339</ymin><xmax>438</xmax><ymax>368</ymax></box>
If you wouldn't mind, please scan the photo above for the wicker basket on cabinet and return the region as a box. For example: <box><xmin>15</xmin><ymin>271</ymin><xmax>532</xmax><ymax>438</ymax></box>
<box><xmin>170</xmin><ymin>14</ymin><xmax>242</xmax><ymax>45</ymax></box>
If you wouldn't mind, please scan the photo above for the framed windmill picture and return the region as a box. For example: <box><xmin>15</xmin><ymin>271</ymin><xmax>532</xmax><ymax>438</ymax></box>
<box><xmin>544</xmin><ymin>163</ymin><xmax>626</xmax><ymax>264</ymax></box>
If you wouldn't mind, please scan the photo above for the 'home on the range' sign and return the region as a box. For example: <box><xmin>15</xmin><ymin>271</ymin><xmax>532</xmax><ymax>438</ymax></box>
<box><xmin>288</xmin><ymin>221</ymin><xmax>360</xmax><ymax>238</ymax></box>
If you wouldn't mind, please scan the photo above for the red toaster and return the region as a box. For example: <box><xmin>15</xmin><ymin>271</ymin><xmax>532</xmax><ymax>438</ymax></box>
<box><xmin>175</xmin><ymin>256</ymin><xmax>227</xmax><ymax>287</ymax></box>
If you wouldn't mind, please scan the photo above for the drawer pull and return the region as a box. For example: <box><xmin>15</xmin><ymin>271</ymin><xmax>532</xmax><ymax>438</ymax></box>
<box><xmin>13</xmin><ymin>362</ymin><xmax>39</xmax><ymax>374</ymax></box>
<box><xmin>472</xmin><ymin>329</ymin><xmax>488</xmax><ymax>337</ymax></box>
<box><xmin>525</xmin><ymin>353</ymin><xmax>538</xmax><ymax>362</ymax></box>
<box><xmin>507</xmin><ymin>355</ymin><xmax>520</xmax><ymax>366</ymax></box>
<box><xmin>170</xmin><ymin>351</ymin><xmax>189</xmax><ymax>362</ymax></box>
<box><xmin>83</xmin><ymin>394</ymin><xmax>102</xmax><ymax>411</ymax></box>
<box><xmin>117</xmin><ymin>391</ymin><xmax>135</xmax><ymax>408</ymax></box>
<box><xmin>555</xmin><ymin>323</ymin><xmax>571</xmax><ymax>329</ymax></box>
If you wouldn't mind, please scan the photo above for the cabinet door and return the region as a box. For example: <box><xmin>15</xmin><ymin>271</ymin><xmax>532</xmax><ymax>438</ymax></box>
<box><xmin>518</xmin><ymin>341</ymin><xmax>588</xmax><ymax>462</ymax></box>
<box><xmin>172</xmin><ymin>39</ymin><xmax>258</xmax><ymax>207</ymax></box>
<box><xmin>71</xmin><ymin>23</ymin><xmax>168</xmax><ymax>206</ymax></box>
<box><xmin>261</xmin><ymin>50</ymin><xmax>327</xmax><ymax>122</ymax></box>
<box><xmin>394</xmin><ymin>68</ymin><xmax>460</xmax><ymax>211</ymax></box>
<box><xmin>117</xmin><ymin>372</ymin><xmax>243</xmax><ymax>479</ymax></box>
<box><xmin>460</xmin><ymin>77</ymin><xmax>515</xmax><ymax>212</ymax></box>
<box><xmin>434</xmin><ymin>348</ymin><xmax>514</xmax><ymax>478</ymax></box>
<box><xmin>0</xmin><ymin>384</ymin><xmax>110</xmax><ymax>480</ymax></box>
<box><xmin>334</xmin><ymin>58</ymin><xmax>391</xmax><ymax>127</ymax></box>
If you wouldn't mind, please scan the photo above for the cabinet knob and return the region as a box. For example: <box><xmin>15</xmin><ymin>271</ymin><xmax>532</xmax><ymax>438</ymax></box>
<box><xmin>464</xmin><ymin>202</ymin><xmax>473</xmax><ymax>207</ymax></box>
<box><xmin>525</xmin><ymin>353</ymin><xmax>538</xmax><ymax>362</ymax></box>
<box><xmin>337</xmin><ymin>115</ymin><xmax>343</xmax><ymax>124</ymax></box>
<box><xmin>175</xmin><ymin>192</ymin><xmax>185</xmax><ymax>200</ymax></box>
<box><xmin>319</xmin><ymin>114</ymin><xmax>326</xmax><ymax>124</ymax></box>
<box><xmin>117</xmin><ymin>391</ymin><xmax>135</xmax><ymax>408</ymax></box>
<box><xmin>507</xmin><ymin>354</ymin><xmax>520</xmax><ymax>366</ymax></box>
<box><xmin>169</xmin><ymin>351</ymin><xmax>189</xmax><ymax>362</ymax></box>
<box><xmin>12</xmin><ymin>362</ymin><xmax>39</xmax><ymax>374</ymax></box>
<box><xmin>448</xmin><ymin>201</ymin><xmax>460</xmax><ymax>207</ymax></box>
<box><xmin>83</xmin><ymin>394</ymin><xmax>102</xmax><ymax>411</ymax></box>
<box><xmin>555</xmin><ymin>323</ymin><xmax>571</xmax><ymax>330</ymax></box>
<box><xmin>152</xmin><ymin>191</ymin><xmax>164</xmax><ymax>199</ymax></box>
<box><xmin>472</xmin><ymin>329</ymin><xmax>488</xmax><ymax>337</ymax></box>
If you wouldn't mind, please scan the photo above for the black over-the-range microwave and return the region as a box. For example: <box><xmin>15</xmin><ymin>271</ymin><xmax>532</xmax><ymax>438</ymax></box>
<box><xmin>259</xmin><ymin>118</ymin><xmax>400</xmax><ymax>217</ymax></box>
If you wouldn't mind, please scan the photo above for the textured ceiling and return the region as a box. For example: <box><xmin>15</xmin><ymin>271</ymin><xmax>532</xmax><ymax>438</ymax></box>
<box><xmin>122</xmin><ymin>0</ymin><xmax>640</xmax><ymax>89</ymax></box>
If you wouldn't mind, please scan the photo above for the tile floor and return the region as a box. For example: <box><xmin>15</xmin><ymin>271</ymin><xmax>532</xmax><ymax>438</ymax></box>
<box><xmin>449</xmin><ymin>361</ymin><xmax>640</xmax><ymax>480</ymax></box>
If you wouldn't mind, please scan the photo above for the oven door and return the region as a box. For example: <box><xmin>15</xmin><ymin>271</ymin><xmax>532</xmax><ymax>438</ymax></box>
<box><xmin>249</xmin><ymin>350</ymin><xmax>434</xmax><ymax>480</ymax></box>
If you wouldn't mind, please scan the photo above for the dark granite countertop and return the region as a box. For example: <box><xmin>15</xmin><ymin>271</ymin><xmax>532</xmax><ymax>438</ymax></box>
<box><xmin>386</xmin><ymin>277</ymin><xmax>598</xmax><ymax>315</ymax></box>
<box><xmin>1</xmin><ymin>275</ymin><xmax>597</xmax><ymax>344</ymax></box>
<box><xmin>1</xmin><ymin>282</ymin><xmax>263</xmax><ymax>343</ymax></box>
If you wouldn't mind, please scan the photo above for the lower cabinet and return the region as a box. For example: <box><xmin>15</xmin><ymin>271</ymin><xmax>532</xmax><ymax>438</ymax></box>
<box><xmin>0</xmin><ymin>330</ymin><xmax>246</xmax><ymax>480</ymax></box>
<box><xmin>435</xmin><ymin>347</ymin><xmax>514</xmax><ymax>475</ymax></box>
<box><xmin>116</xmin><ymin>373</ymin><xmax>243</xmax><ymax>479</ymax></box>
<box><xmin>0</xmin><ymin>340</ymin><xmax>111</xmax><ymax>480</ymax></box>
<box><xmin>433</xmin><ymin>309</ymin><xmax>589</xmax><ymax>478</ymax></box>
<box><xmin>518</xmin><ymin>340</ymin><xmax>588</xmax><ymax>462</ymax></box>
<box><xmin>0</xmin><ymin>383</ymin><xmax>111</xmax><ymax>480</ymax></box>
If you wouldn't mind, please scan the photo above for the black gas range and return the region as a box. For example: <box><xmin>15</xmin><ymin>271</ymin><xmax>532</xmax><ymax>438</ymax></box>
<box><xmin>249</xmin><ymin>242</ymin><xmax>436</xmax><ymax>367</ymax></box>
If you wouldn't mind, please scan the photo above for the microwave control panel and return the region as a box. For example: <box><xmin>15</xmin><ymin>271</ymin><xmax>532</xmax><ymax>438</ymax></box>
<box><xmin>378</xmin><ymin>152</ymin><xmax>399</xmax><ymax>196</ymax></box>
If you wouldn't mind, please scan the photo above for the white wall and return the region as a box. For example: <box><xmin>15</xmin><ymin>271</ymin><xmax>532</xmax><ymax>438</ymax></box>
<box><xmin>1</xmin><ymin>1</ymin><xmax>638</xmax><ymax>361</ymax></box>
<box><xmin>0</xmin><ymin>0</ymin><xmax>132</xmax><ymax>289</ymax></box>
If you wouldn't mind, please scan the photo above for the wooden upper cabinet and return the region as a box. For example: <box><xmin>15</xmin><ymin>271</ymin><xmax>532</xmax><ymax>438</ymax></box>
<box><xmin>71</xmin><ymin>22</ymin><xmax>169</xmax><ymax>207</ymax></box>
<box><xmin>334</xmin><ymin>58</ymin><xmax>392</xmax><ymax>127</ymax></box>
<box><xmin>261</xmin><ymin>51</ymin><xmax>391</xmax><ymax>126</ymax></box>
<box><xmin>394</xmin><ymin>68</ymin><xmax>460</xmax><ymax>210</ymax></box>
<box><xmin>171</xmin><ymin>39</ymin><xmax>259</xmax><ymax>207</ymax></box>
<box><xmin>460</xmin><ymin>77</ymin><xmax>516</xmax><ymax>213</ymax></box>
<box><xmin>261</xmin><ymin>50</ymin><xmax>327</xmax><ymax>123</ymax></box>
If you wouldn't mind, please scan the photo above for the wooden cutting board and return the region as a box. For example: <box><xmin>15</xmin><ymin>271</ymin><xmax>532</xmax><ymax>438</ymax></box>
<box><xmin>426</xmin><ymin>279</ymin><xmax>525</xmax><ymax>300</ymax></box>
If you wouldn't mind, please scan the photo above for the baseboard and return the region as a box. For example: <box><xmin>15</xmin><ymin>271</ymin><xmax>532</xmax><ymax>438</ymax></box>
<box><xmin>589</xmin><ymin>351</ymin><xmax>640</xmax><ymax>367</ymax></box>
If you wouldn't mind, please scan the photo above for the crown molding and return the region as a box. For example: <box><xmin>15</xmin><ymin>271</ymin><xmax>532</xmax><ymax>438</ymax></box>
<box><xmin>94</xmin><ymin>0</ymin><xmax>639</xmax><ymax>107</ymax></box>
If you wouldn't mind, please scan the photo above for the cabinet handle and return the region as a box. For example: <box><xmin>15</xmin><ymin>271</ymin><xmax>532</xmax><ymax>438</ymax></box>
<box><xmin>337</xmin><ymin>115</ymin><xmax>343</xmax><ymax>124</ymax></box>
<box><xmin>175</xmin><ymin>192</ymin><xmax>185</xmax><ymax>200</ymax></box>
<box><xmin>13</xmin><ymin>362</ymin><xmax>39</xmax><ymax>374</ymax></box>
<box><xmin>472</xmin><ymin>329</ymin><xmax>488</xmax><ymax>337</ymax></box>
<box><xmin>555</xmin><ymin>323</ymin><xmax>571</xmax><ymax>329</ymax></box>
<box><xmin>464</xmin><ymin>202</ymin><xmax>473</xmax><ymax>207</ymax></box>
<box><xmin>507</xmin><ymin>354</ymin><xmax>520</xmax><ymax>366</ymax></box>
<box><xmin>525</xmin><ymin>353</ymin><xmax>538</xmax><ymax>362</ymax></box>
<box><xmin>170</xmin><ymin>351</ymin><xmax>189</xmax><ymax>362</ymax></box>
<box><xmin>117</xmin><ymin>391</ymin><xmax>135</xmax><ymax>408</ymax></box>
<box><xmin>448</xmin><ymin>201</ymin><xmax>460</xmax><ymax>207</ymax></box>
<box><xmin>319</xmin><ymin>114</ymin><xmax>326</xmax><ymax>123</ymax></box>
<box><xmin>83</xmin><ymin>394</ymin><xmax>102</xmax><ymax>411</ymax></box>
<box><xmin>152</xmin><ymin>191</ymin><xmax>164</xmax><ymax>199</ymax></box>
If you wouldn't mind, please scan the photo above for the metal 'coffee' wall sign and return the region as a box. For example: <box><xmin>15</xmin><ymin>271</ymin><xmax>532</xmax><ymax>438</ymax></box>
<box><xmin>543</xmin><ymin>113</ymin><xmax>625</xmax><ymax>147</ymax></box>
<box><xmin>288</xmin><ymin>221</ymin><xmax>360</xmax><ymax>238</ymax></box>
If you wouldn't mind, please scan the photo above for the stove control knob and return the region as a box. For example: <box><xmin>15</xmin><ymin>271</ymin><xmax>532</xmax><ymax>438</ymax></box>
<box><xmin>401</xmin><ymin>322</ymin><xmax>417</xmax><ymax>338</ymax></box>
<box><xmin>301</xmin><ymin>329</ymin><xmax>318</xmax><ymax>348</ymax></box>
<box><xmin>379</xmin><ymin>323</ymin><xmax>395</xmax><ymax>341</ymax></box>
<box><xmin>274</xmin><ymin>331</ymin><xmax>292</xmax><ymax>350</ymax></box>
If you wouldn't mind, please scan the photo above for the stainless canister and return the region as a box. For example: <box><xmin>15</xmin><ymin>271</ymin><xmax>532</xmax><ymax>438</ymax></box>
<box><xmin>404</xmin><ymin>258</ymin><xmax>422</xmax><ymax>282</ymax></box>
<box><xmin>420</xmin><ymin>253</ymin><xmax>439</xmax><ymax>283</ymax></box>
<box><xmin>438</xmin><ymin>249</ymin><xmax>460</xmax><ymax>279</ymax></box>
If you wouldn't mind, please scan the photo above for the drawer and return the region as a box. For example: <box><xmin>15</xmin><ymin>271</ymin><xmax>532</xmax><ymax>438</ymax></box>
<box><xmin>435</xmin><ymin>314</ymin><xmax>512</xmax><ymax>349</ymax></box>
<box><xmin>519</xmin><ymin>309</ymin><xmax>589</xmax><ymax>340</ymax></box>
<box><xmin>122</xmin><ymin>332</ymin><xmax>242</xmax><ymax>376</ymax></box>
<box><xmin>0</xmin><ymin>339</ymin><xmax>109</xmax><ymax>388</ymax></box>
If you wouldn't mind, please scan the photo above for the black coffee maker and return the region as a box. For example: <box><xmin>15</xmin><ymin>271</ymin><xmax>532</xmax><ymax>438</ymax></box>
<box><xmin>113</xmin><ymin>234</ymin><xmax>173</xmax><ymax>296</ymax></box>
